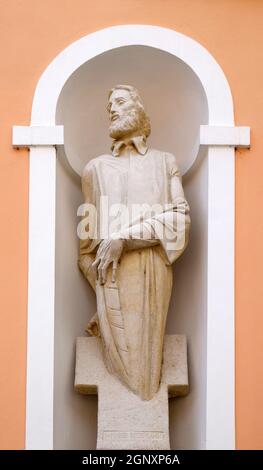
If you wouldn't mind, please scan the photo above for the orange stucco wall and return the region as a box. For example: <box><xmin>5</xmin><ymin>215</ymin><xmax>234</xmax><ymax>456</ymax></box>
<box><xmin>0</xmin><ymin>0</ymin><xmax>262</xmax><ymax>449</ymax></box>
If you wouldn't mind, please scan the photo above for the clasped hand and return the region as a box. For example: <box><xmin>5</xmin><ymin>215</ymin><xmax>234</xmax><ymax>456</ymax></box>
<box><xmin>92</xmin><ymin>238</ymin><xmax>125</xmax><ymax>285</ymax></box>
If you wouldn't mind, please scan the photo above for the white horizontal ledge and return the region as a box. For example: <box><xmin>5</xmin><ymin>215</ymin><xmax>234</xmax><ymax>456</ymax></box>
<box><xmin>200</xmin><ymin>125</ymin><xmax>250</xmax><ymax>148</ymax></box>
<box><xmin>12</xmin><ymin>125</ymin><xmax>64</xmax><ymax>147</ymax></box>
<box><xmin>12</xmin><ymin>124</ymin><xmax>250</xmax><ymax>150</ymax></box>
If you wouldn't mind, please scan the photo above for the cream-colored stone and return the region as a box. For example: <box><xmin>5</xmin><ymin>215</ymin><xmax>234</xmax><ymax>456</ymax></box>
<box><xmin>75</xmin><ymin>335</ymin><xmax>188</xmax><ymax>450</ymax></box>
<box><xmin>77</xmin><ymin>85</ymin><xmax>190</xmax><ymax>402</ymax></box>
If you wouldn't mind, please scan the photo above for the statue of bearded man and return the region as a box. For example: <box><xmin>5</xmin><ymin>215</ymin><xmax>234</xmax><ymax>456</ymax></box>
<box><xmin>78</xmin><ymin>85</ymin><xmax>190</xmax><ymax>400</ymax></box>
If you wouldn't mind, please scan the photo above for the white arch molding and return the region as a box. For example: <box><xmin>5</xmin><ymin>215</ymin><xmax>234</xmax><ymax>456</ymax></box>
<box><xmin>12</xmin><ymin>25</ymin><xmax>250</xmax><ymax>450</ymax></box>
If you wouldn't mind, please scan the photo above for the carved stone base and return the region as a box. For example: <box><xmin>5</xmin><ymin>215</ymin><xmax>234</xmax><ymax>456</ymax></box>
<box><xmin>75</xmin><ymin>335</ymin><xmax>188</xmax><ymax>450</ymax></box>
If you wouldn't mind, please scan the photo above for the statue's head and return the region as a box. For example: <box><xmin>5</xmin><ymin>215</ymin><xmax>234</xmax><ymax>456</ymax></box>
<box><xmin>107</xmin><ymin>85</ymin><xmax>151</xmax><ymax>140</ymax></box>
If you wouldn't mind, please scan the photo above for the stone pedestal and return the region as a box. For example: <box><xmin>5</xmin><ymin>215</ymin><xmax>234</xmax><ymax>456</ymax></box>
<box><xmin>75</xmin><ymin>335</ymin><xmax>188</xmax><ymax>450</ymax></box>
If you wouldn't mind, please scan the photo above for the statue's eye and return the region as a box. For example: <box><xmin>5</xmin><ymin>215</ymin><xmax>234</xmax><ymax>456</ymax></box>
<box><xmin>118</xmin><ymin>99</ymin><xmax>125</xmax><ymax>105</ymax></box>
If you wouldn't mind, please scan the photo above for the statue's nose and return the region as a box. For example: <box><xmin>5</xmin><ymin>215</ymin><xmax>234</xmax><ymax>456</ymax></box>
<box><xmin>111</xmin><ymin>102</ymin><xmax>118</xmax><ymax>113</ymax></box>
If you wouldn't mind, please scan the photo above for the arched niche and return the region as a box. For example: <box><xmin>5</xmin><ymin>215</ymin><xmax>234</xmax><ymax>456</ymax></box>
<box><xmin>55</xmin><ymin>45</ymin><xmax>208</xmax><ymax>449</ymax></box>
<box><xmin>19</xmin><ymin>25</ymin><xmax>238</xmax><ymax>450</ymax></box>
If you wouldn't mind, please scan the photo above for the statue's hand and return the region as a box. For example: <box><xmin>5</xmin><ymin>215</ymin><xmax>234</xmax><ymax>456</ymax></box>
<box><xmin>92</xmin><ymin>238</ymin><xmax>125</xmax><ymax>285</ymax></box>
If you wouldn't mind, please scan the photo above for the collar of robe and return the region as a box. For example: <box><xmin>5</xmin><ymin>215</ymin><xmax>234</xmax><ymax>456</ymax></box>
<box><xmin>111</xmin><ymin>135</ymin><xmax>148</xmax><ymax>157</ymax></box>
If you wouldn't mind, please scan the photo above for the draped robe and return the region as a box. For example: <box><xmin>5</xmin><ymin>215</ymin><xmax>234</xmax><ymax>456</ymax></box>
<box><xmin>78</xmin><ymin>143</ymin><xmax>190</xmax><ymax>400</ymax></box>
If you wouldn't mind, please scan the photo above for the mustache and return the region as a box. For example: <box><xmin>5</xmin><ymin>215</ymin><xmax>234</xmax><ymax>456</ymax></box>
<box><xmin>109</xmin><ymin>110</ymin><xmax>140</xmax><ymax>128</ymax></box>
<box><xmin>110</xmin><ymin>112</ymin><xmax>120</xmax><ymax>122</ymax></box>
<box><xmin>109</xmin><ymin>113</ymin><xmax>141</xmax><ymax>139</ymax></box>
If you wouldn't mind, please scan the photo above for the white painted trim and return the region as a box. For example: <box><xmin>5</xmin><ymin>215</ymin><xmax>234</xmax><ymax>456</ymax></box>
<box><xmin>200</xmin><ymin>125</ymin><xmax>250</xmax><ymax>147</ymax></box>
<box><xmin>13</xmin><ymin>124</ymin><xmax>249</xmax><ymax>150</ymax></box>
<box><xmin>18</xmin><ymin>25</ymin><xmax>238</xmax><ymax>450</ymax></box>
<box><xmin>26</xmin><ymin>146</ymin><xmax>56</xmax><ymax>449</ymax></box>
<box><xmin>12</xmin><ymin>125</ymin><xmax>64</xmax><ymax>147</ymax></box>
<box><xmin>206</xmin><ymin>146</ymin><xmax>235</xmax><ymax>449</ymax></box>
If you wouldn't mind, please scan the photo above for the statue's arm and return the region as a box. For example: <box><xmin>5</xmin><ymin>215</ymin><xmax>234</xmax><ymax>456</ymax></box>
<box><xmin>110</xmin><ymin>153</ymin><xmax>190</xmax><ymax>260</ymax></box>
<box><xmin>91</xmin><ymin>154</ymin><xmax>190</xmax><ymax>284</ymax></box>
<box><xmin>78</xmin><ymin>161</ymin><xmax>98</xmax><ymax>289</ymax></box>
<box><xmin>156</xmin><ymin>152</ymin><xmax>190</xmax><ymax>264</ymax></box>
<box><xmin>122</xmin><ymin>236</ymin><xmax>159</xmax><ymax>251</ymax></box>
<box><xmin>109</xmin><ymin>225</ymin><xmax>159</xmax><ymax>252</ymax></box>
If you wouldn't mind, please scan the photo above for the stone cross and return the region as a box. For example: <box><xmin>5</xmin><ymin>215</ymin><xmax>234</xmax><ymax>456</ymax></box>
<box><xmin>75</xmin><ymin>334</ymin><xmax>188</xmax><ymax>450</ymax></box>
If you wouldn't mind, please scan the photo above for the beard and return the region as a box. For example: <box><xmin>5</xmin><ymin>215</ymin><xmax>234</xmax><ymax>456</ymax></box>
<box><xmin>109</xmin><ymin>108</ymin><xmax>143</xmax><ymax>140</ymax></box>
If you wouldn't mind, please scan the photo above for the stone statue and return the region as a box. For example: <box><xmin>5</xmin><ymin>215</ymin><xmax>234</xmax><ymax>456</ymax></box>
<box><xmin>78</xmin><ymin>85</ymin><xmax>190</xmax><ymax>401</ymax></box>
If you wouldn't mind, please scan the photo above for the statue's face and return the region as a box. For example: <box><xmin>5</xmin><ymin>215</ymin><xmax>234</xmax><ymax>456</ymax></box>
<box><xmin>108</xmin><ymin>89</ymin><xmax>135</xmax><ymax>122</ymax></box>
<box><xmin>108</xmin><ymin>89</ymin><xmax>142</xmax><ymax>140</ymax></box>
